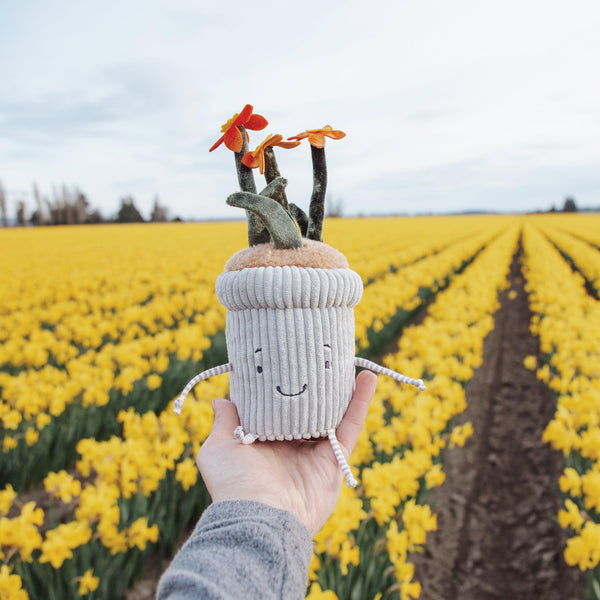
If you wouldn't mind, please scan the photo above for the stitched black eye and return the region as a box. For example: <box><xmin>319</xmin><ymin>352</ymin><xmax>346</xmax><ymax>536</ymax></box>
<box><xmin>256</xmin><ymin>366</ymin><xmax>263</xmax><ymax>374</ymax></box>
<box><xmin>325</xmin><ymin>361</ymin><xmax>330</xmax><ymax>369</ymax></box>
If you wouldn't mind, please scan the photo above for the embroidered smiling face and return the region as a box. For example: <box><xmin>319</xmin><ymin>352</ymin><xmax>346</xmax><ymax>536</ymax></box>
<box><xmin>253</xmin><ymin>342</ymin><xmax>332</xmax><ymax>397</ymax></box>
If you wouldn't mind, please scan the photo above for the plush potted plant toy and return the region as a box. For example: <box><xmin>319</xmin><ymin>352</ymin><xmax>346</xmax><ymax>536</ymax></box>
<box><xmin>174</xmin><ymin>104</ymin><xmax>426</xmax><ymax>487</ymax></box>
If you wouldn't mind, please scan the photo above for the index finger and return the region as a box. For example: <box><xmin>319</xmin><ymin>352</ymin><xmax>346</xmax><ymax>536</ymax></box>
<box><xmin>336</xmin><ymin>370</ymin><xmax>377</xmax><ymax>452</ymax></box>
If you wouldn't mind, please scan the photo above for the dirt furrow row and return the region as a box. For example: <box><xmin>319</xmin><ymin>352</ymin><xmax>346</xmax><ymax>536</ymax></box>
<box><xmin>414</xmin><ymin>246</ymin><xmax>585</xmax><ymax>600</ymax></box>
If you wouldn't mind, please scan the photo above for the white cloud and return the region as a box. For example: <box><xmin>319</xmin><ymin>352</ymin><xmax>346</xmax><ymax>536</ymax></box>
<box><xmin>1</xmin><ymin>0</ymin><xmax>599</xmax><ymax>221</ymax></box>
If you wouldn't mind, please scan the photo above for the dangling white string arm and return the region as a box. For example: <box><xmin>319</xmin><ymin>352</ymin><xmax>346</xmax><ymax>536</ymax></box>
<box><xmin>173</xmin><ymin>363</ymin><xmax>233</xmax><ymax>415</ymax></box>
<box><xmin>354</xmin><ymin>357</ymin><xmax>426</xmax><ymax>391</ymax></box>
<box><xmin>328</xmin><ymin>429</ymin><xmax>357</xmax><ymax>488</ymax></box>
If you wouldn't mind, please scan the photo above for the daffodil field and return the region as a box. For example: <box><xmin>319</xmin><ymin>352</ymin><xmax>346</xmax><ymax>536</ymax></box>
<box><xmin>1</xmin><ymin>214</ymin><xmax>600</xmax><ymax>599</ymax></box>
<box><xmin>521</xmin><ymin>218</ymin><xmax>600</xmax><ymax>588</ymax></box>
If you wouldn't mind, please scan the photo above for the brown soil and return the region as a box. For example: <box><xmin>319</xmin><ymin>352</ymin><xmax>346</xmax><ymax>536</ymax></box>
<box><xmin>127</xmin><ymin>579</ymin><xmax>158</xmax><ymax>600</ymax></box>
<box><xmin>413</xmin><ymin>247</ymin><xmax>585</xmax><ymax>600</ymax></box>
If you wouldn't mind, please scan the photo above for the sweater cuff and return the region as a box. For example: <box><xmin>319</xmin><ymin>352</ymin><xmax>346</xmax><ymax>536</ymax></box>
<box><xmin>196</xmin><ymin>498</ymin><xmax>313</xmax><ymax>565</ymax></box>
<box><xmin>182</xmin><ymin>499</ymin><xmax>312</xmax><ymax>599</ymax></box>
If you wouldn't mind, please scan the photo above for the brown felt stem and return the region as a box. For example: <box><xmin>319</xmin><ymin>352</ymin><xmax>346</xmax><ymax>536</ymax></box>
<box><xmin>289</xmin><ymin>203</ymin><xmax>308</xmax><ymax>237</ymax></box>
<box><xmin>264</xmin><ymin>147</ymin><xmax>290</xmax><ymax>213</ymax></box>
<box><xmin>259</xmin><ymin>177</ymin><xmax>288</xmax><ymax>202</ymax></box>
<box><xmin>233</xmin><ymin>126</ymin><xmax>269</xmax><ymax>246</ymax></box>
<box><xmin>307</xmin><ymin>145</ymin><xmax>327</xmax><ymax>241</ymax></box>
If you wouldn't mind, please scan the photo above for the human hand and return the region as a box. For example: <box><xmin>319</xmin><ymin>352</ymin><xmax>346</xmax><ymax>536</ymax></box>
<box><xmin>196</xmin><ymin>370</ymin><xmax>377</xmax><ymax>536</ymax></box>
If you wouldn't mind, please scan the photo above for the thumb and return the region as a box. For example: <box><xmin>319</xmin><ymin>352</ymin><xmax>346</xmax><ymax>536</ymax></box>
<box><xmin>209</xmin><ymin>398</ymin><xmax>241</xmax><ymax>441</ymax></box>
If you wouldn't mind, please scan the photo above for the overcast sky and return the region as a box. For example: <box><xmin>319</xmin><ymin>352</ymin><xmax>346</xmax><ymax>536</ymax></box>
<box><xmin>1</xmin><ymin>0</ymin><xmax>599</xmax><ymax>221</ymax></box>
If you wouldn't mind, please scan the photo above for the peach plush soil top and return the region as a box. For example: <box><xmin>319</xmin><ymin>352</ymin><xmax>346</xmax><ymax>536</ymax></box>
<box><xmin>224</xmin><ymin>239</ymin><xmax>349</xmax><ymax>271</ymax></box>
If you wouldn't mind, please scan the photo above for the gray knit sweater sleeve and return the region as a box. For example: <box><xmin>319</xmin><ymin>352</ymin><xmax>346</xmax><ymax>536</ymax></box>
<box><xmin>156</xmin><ymin>500</ymin><xmax>313</xmax><ymax>600</ymax></box>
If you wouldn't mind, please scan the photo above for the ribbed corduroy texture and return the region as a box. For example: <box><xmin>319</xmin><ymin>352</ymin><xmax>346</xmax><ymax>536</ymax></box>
<box><xmin>216</xmin><ymin>267</ymin><xmax>363</xmax><ymax>441</ymax></box>
<box><xmin>216</xmin><ymin>266</ymin><xmax>363</xmax><ymax>311</ymax></box>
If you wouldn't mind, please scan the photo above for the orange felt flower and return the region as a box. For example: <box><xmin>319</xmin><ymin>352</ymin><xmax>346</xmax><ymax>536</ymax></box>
<box><xmin>241</xmin><ymin>134</ymin><xmax>300</xmax><ymax>174</ymax></box>
<box><xmin>287</xmin><ymin>125</ymin><xmax>346</xmax><ymax>148</ymax></box>
<box><xmin>209</xmin><ymin>104</ymin><xmax>268</xmax><ymax>153</ymax></box>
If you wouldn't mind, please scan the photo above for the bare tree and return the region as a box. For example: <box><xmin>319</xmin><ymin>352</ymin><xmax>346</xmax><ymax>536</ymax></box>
<box><xmin>32</xmin><ymin>183</ymin><xmax>45</xmax><ymax>225</ymax></box>
<box><xmin>16</xmin><ymin>200</ymin><xmax>26</xmax><ymax>227</ymax></box>
<box><xmin>150</xmin><ymin>195</ymin><xmax>168</xmax><ymax>222</ymax></box>
<box><xmin>0</xmin><ymin>181</ymin><xmax>7</xmax><ymax>227</ymax></box>
<box><xmin>74</xmin><ymin>188</ymin><xmax>88</xmax><ymax>224</ymax></box>
<box><xmin>62</xmin><ymin>184</ymin><xmax>74</xmax><ymax>225</ymax></box>
<box><xmin>35</xmin><ymin>183</ymin><xmax>94</xmax><ymax>225</ymax></box>
<box><xmin>326</xmin><ymin>195</ymin><xmax>344</xmax><ymax>218</ymax></box>
<box><xmin>46</xmin><ymin>193</ymin><xmax>60</xmax><ymax>225</ymax></box>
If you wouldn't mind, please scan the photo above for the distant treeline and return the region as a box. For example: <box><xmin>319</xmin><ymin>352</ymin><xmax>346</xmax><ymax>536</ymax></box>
<box><xmin>0</xmin><ymin>180</ymin><xmax>592</xmax><ymax>227</ymax></box>
<box><xmin>0</xmin><ymin>181</ymin><xmax>179</xmax><ymax>227</ymax></box>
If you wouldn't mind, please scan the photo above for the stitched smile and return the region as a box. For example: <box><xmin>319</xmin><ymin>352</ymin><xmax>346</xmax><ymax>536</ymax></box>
<box><xmin>276</xmin><ymin>383</ymin><xmax>308</xmax><ymax>397</ymax></box>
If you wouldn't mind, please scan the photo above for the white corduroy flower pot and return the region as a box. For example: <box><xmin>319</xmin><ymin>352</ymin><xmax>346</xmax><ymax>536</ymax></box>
<box><xmin>216</xmin><ymin>265</ymin><xmax>363</xmax><ymax>441</ymax></box>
